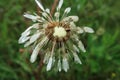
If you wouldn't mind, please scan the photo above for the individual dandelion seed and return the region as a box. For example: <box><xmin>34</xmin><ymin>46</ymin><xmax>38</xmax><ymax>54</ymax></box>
<box><xmin>18</xmin><ymin>0</ymin><xmax>94</xmax><ymax>72</ymax></box>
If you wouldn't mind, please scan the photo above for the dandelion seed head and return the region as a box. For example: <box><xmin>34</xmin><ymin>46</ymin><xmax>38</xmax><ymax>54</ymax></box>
<box><xmin>18</xmin><ymin>0</ymin><xmax>94</xmax><ymax>72</ymax></box>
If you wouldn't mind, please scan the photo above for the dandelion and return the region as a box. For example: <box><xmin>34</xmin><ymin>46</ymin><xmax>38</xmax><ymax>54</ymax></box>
<box><xmin>18</xmin><ymin>0</ymin><xmax>94</xmax><ymax>72</ymax></box>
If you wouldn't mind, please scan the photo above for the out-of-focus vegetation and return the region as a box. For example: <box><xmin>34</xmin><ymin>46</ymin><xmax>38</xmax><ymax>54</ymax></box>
<box><xmin>0</xmin><ymin>0</ymin><xmax>120</xmax><ymax>80</ymax></box>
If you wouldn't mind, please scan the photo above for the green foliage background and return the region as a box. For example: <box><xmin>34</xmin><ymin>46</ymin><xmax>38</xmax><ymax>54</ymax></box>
<box><xmin>0</xmin><ymin>0</ymin><xmax>120</xmax><ymax>80</ymax></box>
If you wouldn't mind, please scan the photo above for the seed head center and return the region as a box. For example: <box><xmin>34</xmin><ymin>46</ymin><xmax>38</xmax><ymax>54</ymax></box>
<box><xmin>53</xmin><ymin>27</ymin><xmax>67</xmax><ymax>38</ymax></box>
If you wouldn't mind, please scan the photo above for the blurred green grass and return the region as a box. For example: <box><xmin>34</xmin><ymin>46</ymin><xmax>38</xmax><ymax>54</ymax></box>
<box><xmin>0</xmin><ymin>0</ymin><xmax>120</xmax><ymax>80</ymax></box>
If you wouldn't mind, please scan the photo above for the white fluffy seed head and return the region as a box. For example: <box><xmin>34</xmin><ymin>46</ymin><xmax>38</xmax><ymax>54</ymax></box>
<box><xmin>53</xmin><ymin>27</ymin><xmax>67</xmax><ymax>38</ymax></box>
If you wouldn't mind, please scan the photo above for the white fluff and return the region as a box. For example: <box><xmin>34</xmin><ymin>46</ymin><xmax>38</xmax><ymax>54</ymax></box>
<box><xmin>45</xmin><ymin>8</ymin><xmax>50</xmax><ymax>13</ymax></box>
<box><xmin>54</xmin><ymin>12</ymin><xmax>60</xmax><ymax>18</ymax></box>
<box><xmin>78</xmin><ymin>41</ymin><xmax>86</xmax><ymax>52</ymax></box>
<box><xmin>31</xmin><ymin>23</ymin><xmax>40</xmax><ymax>29</ymax></box>
<box><xmin>18</xmin><ymin>36</ymin><xmax>30</xmax><ymax>44</ymax></box>
<box><xmin>63</xmin><ymin>16</ymin><xmax>79</xmax><ymax>22</ymax></box>
<box><xmin>83</xmin><ymin>27</ymin><xmax>94</xmax><ymax>33</ymax></box>
<box><xmin>57</xmin><ymin>0</ymin><xmax>63</xmax><ymax>10</ymax></box>
<box><xmin>54</xmin><ymin>12</ymin><xmax>60</xmax><ymax>21</ymax></box>
<box><xmin>24</xmin><ymin>41</ymin><xmax>31</xmax><ymax>47</ymax></box>
<box><xmin>69</xmin><ymin>22</ymin><xmax>76</xmax><ymax>29</ymax></box>
<box><xmin>21</xmin><ymin>23</ymin><xmax>39</xmax><ymax>36</ymax></box>
<box><xmin>30</xmin><ymin>37</ymin><xmax>48</xmax><ymax>63</ymax></box>
<box><xmin>62</xmin><ymin>58</ymin><xmax>69</xmax><ymax>72</ymax></box>
<box><xmin>35</xmin><ymin>0</ymin><xmax>45</xmax><ymax>11</ymax></box>
<box><xmin>77</xmin><ymin>27</ymin><xmax>84</xmax><ymax>34</ymax></box>
<box><xmin>21</xmin><ymin>27</ymin><xmax>32</xmax><ymax>36</ymax></box>
<box><xmin>23</xmin><ymin>13</ymin><xmax>39</xmax><ymax>22</ymax></box>
<box><xmin>72</xmin><ymin>51</ymin><xmax>82</xmax><ymax>64</ymax></box>
<box><xmin>30</xmin><ymin>32</ymin><xmax>41</xmax><ymax>43</ymax></box>
<box><xmin>58</xmin><ymin>59</ymin><xmax>62</xmax><ymax>72</ymax></box>
<box><xmin>69</xmin><ymin>16</ymin><xmax>79</xmax><ymax>22</ymax></box>
<box><xmin>43</xmin><ymin>53</ymin><xmax>50</xmax><ymax>64</ymax></box>
<box><xmin>30</xmin><ymin>43</ymin><xmax>40</xmax><ymax>63</ymax></box>
<box><xmin>21</xmin><ymin>30</ymin><xmax>30</xmax><ymax>37</ymax></box>
<box><xmin>64</xmin><ymin>7</ymin><xmax>71</xmax><ymax>14</ymax></box>
<box><xmin>73</xmin><ymin>45</ymin><xmax>79</xmax><ymax>52</ymax></box>
<box><xmin>46</xmin><ymin>57</ymin><xmax>53</xmax><ymax>71</ymax></box>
